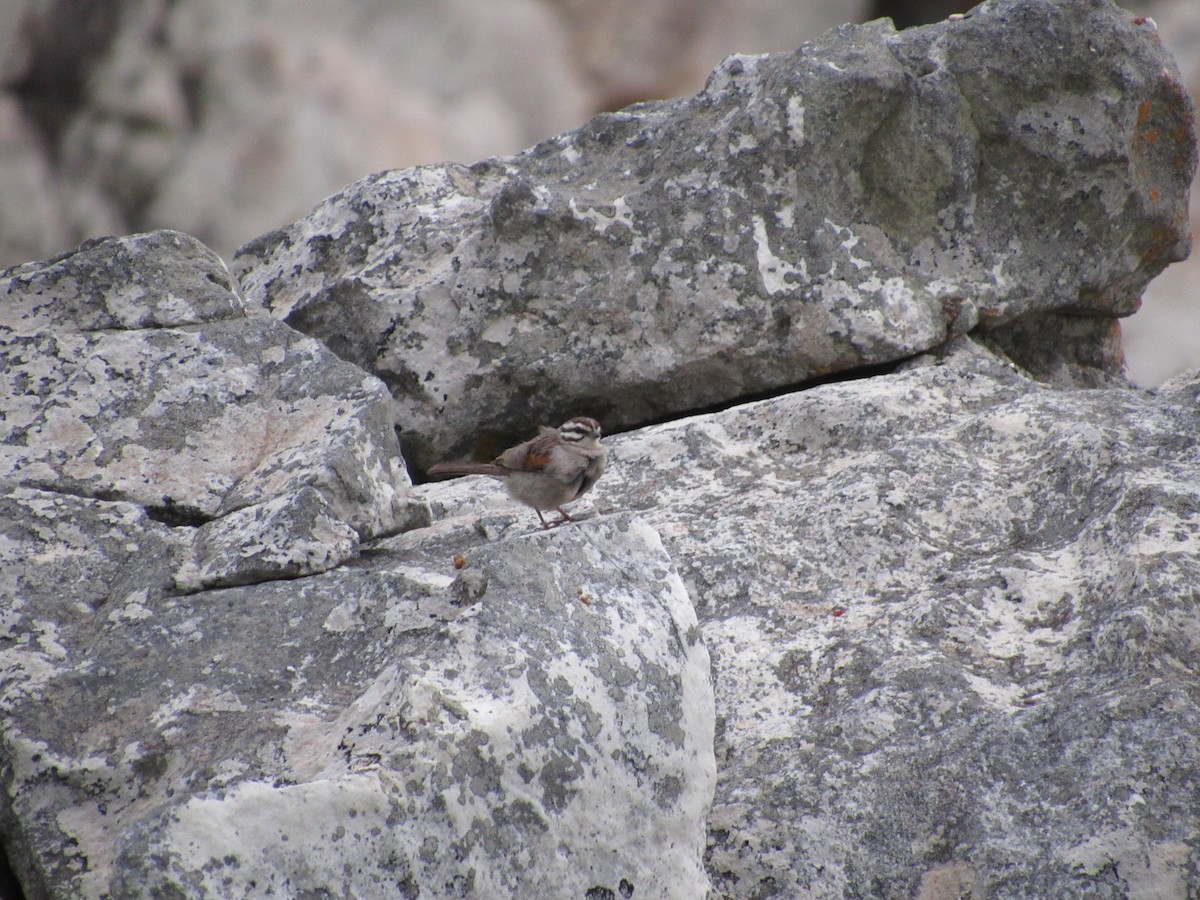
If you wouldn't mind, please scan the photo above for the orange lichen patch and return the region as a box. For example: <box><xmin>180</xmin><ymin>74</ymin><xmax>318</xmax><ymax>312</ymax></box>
<box><xmin>1170</xmin><ymin>118</ymin><xmax>1193</xmax><ymax>143</ymax></box>
<box><xmin>1152</xmin><ymin>80</ymin><xmax>1199</xmax><ymax>176</ymax></box>
<box><xmin>1133</xmin><ymin>100</ymin><xmax>1161</xmax><ymax>149</ymax></box>
<box><xmin>1139</xmin><ymin>225</ymin><xmax>1182</xmax><ymax>264</ymax></box>
<box><xmin>1129</xmin><ymin>80</ymin><xmax>1198</xmax><ymax>220</ymax></box>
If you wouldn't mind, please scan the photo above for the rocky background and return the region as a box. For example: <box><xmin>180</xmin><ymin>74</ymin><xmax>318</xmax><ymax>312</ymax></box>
<box><xmin>2</xmin><ymin>0</ymin><xmax>1200</xmax><ymax>898</ymax></box>
<box><xmin>0</xmin><ymin>0</ymin><xmax>1198</xmax><ymax>384</ymax></box>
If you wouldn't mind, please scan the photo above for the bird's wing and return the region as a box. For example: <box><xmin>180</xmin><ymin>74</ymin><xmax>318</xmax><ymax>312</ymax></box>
<box><xmin>497</xmin><ymin>432</ymin><xmax>587</xmax><ymax>486</ymax></box>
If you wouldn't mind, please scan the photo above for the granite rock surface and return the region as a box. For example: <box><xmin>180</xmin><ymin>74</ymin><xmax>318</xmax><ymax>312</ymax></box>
<box><xmin>428</xmin><ymin>338</ymin><xmax>1200</xmax><ymax>896</ymax></box>
<box><xmin>2</xmin><ymin>0</ymin><xmax>1198</xmax><ymax>897</ymax></box>
<box><xmin>0</xmin><ymin>229</ymin><xmax>429</xmax><ymax>592</ymax></box>
<box><xmin>234</xmin><ymin>0</ymin><xmax>1194</xmax><ymax>470</ymax></box>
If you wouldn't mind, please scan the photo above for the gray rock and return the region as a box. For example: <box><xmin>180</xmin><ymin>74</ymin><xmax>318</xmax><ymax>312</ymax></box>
<box><xmin>0</xmin><ymin>487</ymin><xmax>185</xmax><ymax>899</ymax></box>
<box><xmin>423</xmin><ymin>336</ymin><xmax>1200</xmax><ymax>897</ymax></box>
<box><xmin>10</xmin><ymin>318</ymin><xmax>1197</xmax><ymax>896</ymax></box>
<box><xmin>3</xmin><ymin>0</ymin><xmax>1197</xmax><ymax>384</ymax></box>
<box><xmin>0</xmin><ymin>230</ymin><xmax>430</xmax><ymax>591</ymax></box>
<box><xmin>2</xmin><ymin>509</ymin><xmax>714</xmax><ymax>898</ymax></box>
<box><xmin>0</xmin><ymin>231</ymin><xmax>712</xmax><ymax>898</ymax></box>
<box><xmin>234</xmin><ymin>0</ymin><xmax>1194</xmax><ymax>471</ymax></box>
<box><xmin>3</xmin><ymin>0</ymin><xmax>1199</xmax><ymax>896</ymax></box>
<box><xmin>173</xmin><ymin>484</ymin><xmax>360</xmax><ymax>592</ymax></box>
<box><xmin>980</xmin><ymin>312</ymin><xmax>1128</xmax><ymax>389</ymax></box>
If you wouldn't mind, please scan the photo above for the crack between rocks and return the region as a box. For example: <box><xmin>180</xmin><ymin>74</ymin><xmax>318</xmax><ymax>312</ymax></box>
<box><xmin>143</xmin><ymin>500</ymin><xmax>212</xmax><ymax>528</ymax></box>
<box><xmin>407</xmin><ymin>356</ymin><xmax>919</xmax><ymax>487</ymax></box>
<box><xmin>174</xmin><ymin>560</ymin><xmax>346</xmax><ymax>597</ymax></box>
<box><xmin>625</xmin><ymin>354</ymin><xmax>913</xmax><ymax>436</ymax></box>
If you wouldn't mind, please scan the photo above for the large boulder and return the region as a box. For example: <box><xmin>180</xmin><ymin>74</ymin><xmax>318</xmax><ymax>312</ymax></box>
<box><xmin>0</xmin><ymin>232</ymin><xmax>713</xmax><ymax>898</ymax></box>
<box><xmin>425</xmin><ymin>337</ymin><xmax>1200</xmax><ymax>896</ymax></box>
<box><xmin>233</xmin><ymin>0</ymin><xmax>1194</xmax><ymax>471</ymax></box>
<box><xmin>1</xmin><ymin>508</ymin><xmax>712</xmax><ymax>898</ymax></box>
<box><xmin>0</xmin><ymin>230</ymin><xmax>429</xmax><ymax>592</ymax></box>
<box><xmin>1</xmin><ymin>0</ymin><xmax>1198</xmax><ymax>896</ymax></box>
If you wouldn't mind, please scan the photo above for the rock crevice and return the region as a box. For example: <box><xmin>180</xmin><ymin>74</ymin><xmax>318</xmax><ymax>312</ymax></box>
<box><xmin>1</xmin><ymin>1</ymin><xmax>1198</xmax><ymax>896</ymax></box>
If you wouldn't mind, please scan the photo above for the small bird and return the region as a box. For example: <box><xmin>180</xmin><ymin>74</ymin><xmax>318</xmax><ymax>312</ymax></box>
<box><xmin>427</xmin><ymin>417</ymin><xmax>608</xmax><ymax>529</ymax></box>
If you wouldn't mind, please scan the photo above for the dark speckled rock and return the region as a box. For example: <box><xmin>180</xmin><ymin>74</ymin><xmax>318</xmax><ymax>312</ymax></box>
<box><xmin>0</xmin><ymin>230</ymin><xmax>431</xmax><ymax>592</ymax></box>
<box><xmin>3</xmin><ymin>508</ymin><xmax>713</xmax><ymax>898</ymax></box>
<box><xmin>233</xmin><ymin>0</ymin><xmax>1194</xmax><ymax>471</ymax></box>
<box><xmin>2</xmin><ymin>0</ymin><xmax>1198</xmax><ymax>897</ymax></box>
<box><xmin>426</xmin><ymin>337</ymin><xmax>1200</xmax><ymax>896</ymax></box>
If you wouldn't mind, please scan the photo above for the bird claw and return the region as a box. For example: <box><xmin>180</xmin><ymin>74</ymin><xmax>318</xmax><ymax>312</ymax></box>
<box><xmin>535</xmin><ymin>508</ymin><xmax>575</xmax><ymax>529</ymax></box>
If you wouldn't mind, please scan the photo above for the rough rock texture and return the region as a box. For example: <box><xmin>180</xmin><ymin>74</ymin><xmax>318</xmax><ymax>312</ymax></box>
<box><xmin>234</xmin><ymin>0</ymin><xmax>1195</xmax><ymax>472</ymax></box>
<box><xmin>425</xmin><ymin>338</ymin><xmax>1200</xmax><ymax>897</ymax></box>
<box><xmin>1</xmin><ymin>236</ymin><xmax>713</xmax><ymax>897</ymax></box>
<box><xmin>1</xmin><ymin>495</ymin><xmax>713</xmax><ymax>897</ymax></box>
<box><xmin>2</xmin><ymin>0</ymin><xmax>1199</xmax><ymax>897</ymax></box>
<box><xmin>1</xmin><ymin>0</ymin><xmax>1196</xmax><ymax>384</ymax></box>
<box><xmin>0</xmin><ymin>230</ymin><xmax>429</xmax><ymax>591</ymax></box>
<box><xmin>109</xmin><ymin>517</ymin><xmax>711</xmax><ymax>899</ymax></box>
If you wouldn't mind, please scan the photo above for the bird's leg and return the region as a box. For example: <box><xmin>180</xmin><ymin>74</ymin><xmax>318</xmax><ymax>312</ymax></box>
<box><xmin>536</xmin><ymin>509</ymin><xmax>551</xmax><ymax>529</ymax></box>
<box><xmin>553</xmin><ymin>507</ymin><xmax>574</xmax><ymax>525</ymax></box>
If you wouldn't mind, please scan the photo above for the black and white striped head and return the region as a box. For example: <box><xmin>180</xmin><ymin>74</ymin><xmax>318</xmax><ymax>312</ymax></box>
<box><xmin>559</xmin><ymin>416</ymin><xmax>602</xmax><ymax>445</ymax></box>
